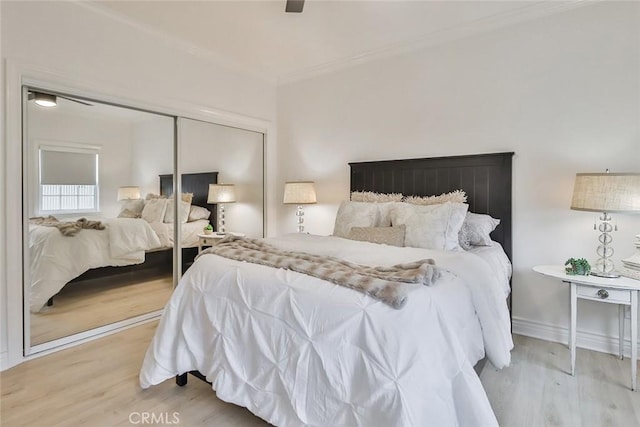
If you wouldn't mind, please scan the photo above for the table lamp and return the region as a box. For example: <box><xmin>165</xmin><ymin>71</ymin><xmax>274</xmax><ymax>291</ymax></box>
<box><xmin>283</xmin><ymin>181</ymin><xmax>316</xmax><ymax>233</ymax></box>
<box><xmin>117</xmin><ymin>186</ymin><xmax>140</xmax><ymax>201</ymax></box>
<box><xmin>208</xmin><ymin>184</ymin><xmax>236</xmax><ymax>234</ymax></box>
<box><xmin>570</xmin><ymin>171</ymin><xmax>640</xmax><ymax>277</ymax></box>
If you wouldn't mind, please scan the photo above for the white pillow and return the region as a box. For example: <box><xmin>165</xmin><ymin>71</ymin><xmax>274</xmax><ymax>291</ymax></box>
<box><xmin>375</xmin><ymin>202</ymin><xmax>400</xmax><ymax>227</ymax></box>
<box><xmin>461</xmin><ymin>212</ymin><xmax>500</xmax><ymax>246</ymax></box>
<box><xmin>141</xmin><ymin>199</ymin><xmax>168</xmax><ymax>223</ymax></box>
<box><xmin>163</xmin><ymin>200</ymin><xmax>191</xmax><ymax>224</ymax></box>
<box><xmin>333</xmin><ymin>201</ymin><xmax>379</xmax><ymax>238</ymax></box>
<box><xmin>390</xmin><ymin>202</ymin><xmax>468</xmax><ymax>251</ymax></box>
<box><xmin>188</xmin><ymin>205</ymin><xmax>211</xmax><ymax>222</ymax></box>
<box><xmin>117</xmin><ymin>199</ymin><xmax>144</xmax><ymax>218</ymax></box>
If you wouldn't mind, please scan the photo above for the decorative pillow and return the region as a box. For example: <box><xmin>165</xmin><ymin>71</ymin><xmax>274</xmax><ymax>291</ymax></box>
<box><xmin>461</xmin><ymin>212</ymin><xmax>500</xmax><ymax>246</ymax></box>
<box><xmin>179</xmin><ymin>193</ymin><xmax>194</xmax><ymax>204</ymax></box>
<box><xmin>145</xmin><ymin>193</ymin><xmax>167</xmax><ymax>200</ymax></box>
<box><xmin>117</xmin><ymin>199</ymin><xmax>144</xmax><ymax>218</ymax></box>
<box><xmin>188</xmin><ymin>205</ymin><xmax>211</xmax><ymax>222</ymax></box>
<box><xmin>458</xmin><ymin>224</ymin><xmax>473</xmax><ymax>250</ymax></box>
<box><xmin>333</xmin><ymin>201</ymin><xmax>380</xmax><ymax>238</ymax></box>
<box><xmin>164</xmin><ymin>200</ymin><xmax>191</xmax><ymax>224</ymax></box>
<box><xmin>351</xmin><ymin>191</ymin><xmax>403</xmax><ymax>203</ymax></box>
<box><xmin>117</xmin><ymin>208</ymin><xmax>141</xmax><ymax>219</ymax></box>
<box><xmin>347</xmin><ymin>225</ymin><xmax>406</xmax><ymax>247</ymax></box>
<box><xmin>141</xmin><ymin>199</ymin><xmax>168</xmax><ymax>223</ymax></box>
<box><xmin>403</xmin><ymin>190</ymin><xmax>467</xmax><ymax>206</ymax></box>
<box><xmin>390</xmin><ymin>202</ymin><xmax>468</xmax><ymax>251</ymax></box>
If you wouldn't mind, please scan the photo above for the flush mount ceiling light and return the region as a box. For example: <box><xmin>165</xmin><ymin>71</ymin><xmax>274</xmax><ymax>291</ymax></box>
<box><xmin>28</xmin><ymin>91</ymin><xmax>93</xmax><ymax>107</ymax></box>
<box><xmin>32</xmin><ymin>92</ymin><xmax>57</xmax><ymax>107</ymax></box>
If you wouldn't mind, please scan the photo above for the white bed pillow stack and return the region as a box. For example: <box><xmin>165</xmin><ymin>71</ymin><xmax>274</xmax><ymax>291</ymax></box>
<box><xmin>333</xmin><ymin>190</ymin><xmax>500</xmax><ymax>252</ymax></box>
<box><xmin>390</xmin><ymin>201</ymin><xmax>468</xmax><ymax>251</ymax></box>
<box><xmin>141</xmin><ymin>199</ymin><xmax>168</xmax><ymax>223</ymax></box>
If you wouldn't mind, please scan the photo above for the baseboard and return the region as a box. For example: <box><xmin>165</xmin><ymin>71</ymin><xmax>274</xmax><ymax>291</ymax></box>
<box><xmin>512</xmin><ymin>317</ymin><xmax>639</xmax><ymax>358</ymax></box>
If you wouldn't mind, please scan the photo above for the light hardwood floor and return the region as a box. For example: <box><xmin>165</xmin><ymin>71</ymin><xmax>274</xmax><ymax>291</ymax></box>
<box><xmin>30</xmin><ymin>275</ymin><xmax>174</xmax><ymax>345</ymax></box>
<box><xmin>480</xmin><ymin>334</ymin><xmax>640</xmax><ymax>427</ymax></box>
<box><xmin>2</xmin><ymin>327</ymin><xmax>640</xmax><ymax>426</ymax></box>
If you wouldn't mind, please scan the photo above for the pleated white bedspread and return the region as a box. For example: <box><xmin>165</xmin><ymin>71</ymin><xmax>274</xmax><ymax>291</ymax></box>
<box><xmin>140</xmin><ymin>234</ymin><xmax>513</xmax><ymax>426</ymax></box>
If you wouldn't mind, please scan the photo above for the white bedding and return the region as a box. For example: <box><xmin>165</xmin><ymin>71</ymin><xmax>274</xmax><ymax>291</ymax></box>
<box><xmin>140</xmin><ymin>234</ymin><xmax>513</xmax><ymax>426</ymax></box>
<box><xmin>467</xmin><ymin>241</ymin><xmax>512</xmax><ymax>298</ymax></box>
<box><xmin>29</xmin><ymin>218</ymin><xmax>208</xmax><ymax>312</ymax></box>
<box><xmin>149</xmin><ymin>219</ymin><xmax>209</xmax><ymax>248</ymax></box>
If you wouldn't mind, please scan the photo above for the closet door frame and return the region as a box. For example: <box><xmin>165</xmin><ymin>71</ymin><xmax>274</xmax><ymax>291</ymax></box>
<box><xmin>4</xmin><ymin>59</ymin><xmax>271</xmax><ymax>369</ymax></box>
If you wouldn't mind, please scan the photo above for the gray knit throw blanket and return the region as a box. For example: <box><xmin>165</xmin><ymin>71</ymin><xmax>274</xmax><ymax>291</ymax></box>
<box><xmin>29</xmin><ymin>216</ymin><xmax>106</xmax><ymax>237</ymax></box>
<box><xmin>198</xmin><ymin>235</ymin><xmax>438</xmax><ymax>309</ymax></box>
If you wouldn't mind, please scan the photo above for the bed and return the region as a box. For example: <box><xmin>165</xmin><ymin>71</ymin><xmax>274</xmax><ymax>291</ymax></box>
<box><xmin>139</xmin><ymin>153</ymin><xmax>514</xmax><ymax>426</ymax></box>
<box><xmin>28</xmin><ymin>172</ymin><xmax>217</xmax><ymax>312</ymax></box>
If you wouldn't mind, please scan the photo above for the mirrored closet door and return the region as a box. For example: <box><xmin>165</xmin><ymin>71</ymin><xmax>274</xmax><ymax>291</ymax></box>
<box><xmin>24</xmin><ymin>87</ymin><xmax>176</xmax><ymax>349</ymax></box>
<box><xmin>23</xmin><ymin>88</ymin><xmax>267</xmax><ymax>355</ymax></box>
<box><xmin>177</xmin><ymin>118</ymin><xmax>265</xmax><ymax>272</ymax></box>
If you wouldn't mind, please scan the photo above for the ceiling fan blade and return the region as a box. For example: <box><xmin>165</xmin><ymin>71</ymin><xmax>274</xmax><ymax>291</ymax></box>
<box><xmin>58</xmin><ymin>95</ymin><xmax>93</xmax><ymax>106</ymax></box>
<box><xmin>285</xmin><ymin>0</ymin><xmax>304</xmax><ymax>13</ymax></box>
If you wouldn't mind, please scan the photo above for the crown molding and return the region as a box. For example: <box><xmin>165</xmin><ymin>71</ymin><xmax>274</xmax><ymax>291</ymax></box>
<box><xmin>76</xmin><ymin>0</ymin><xmax>591</xmax><ymax>87</ymax></box>
<box><xmin>75</xmin><ymin>1</ymin><xmax>278</xmax><ymax>85</ymax></box>
<box><xmin>278</xmin><ymin>0</ymin><xmax>592</xmax><ymax>85</ymax></box>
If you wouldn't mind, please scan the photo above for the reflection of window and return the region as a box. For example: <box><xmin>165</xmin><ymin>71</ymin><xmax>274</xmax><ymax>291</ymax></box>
<box><xmin>39</xmin><ymin>145</ymin><xmax>99</xmax><ymax>214</ymax></box>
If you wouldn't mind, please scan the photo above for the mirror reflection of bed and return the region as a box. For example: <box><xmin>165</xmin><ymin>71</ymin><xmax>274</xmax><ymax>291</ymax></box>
<box><xmin>25</xmin><ymin>96</ymin><xmax>177</xmax><ymax>346</ymax></box>
<box><xmin>29</xmin><ymin>171</ymin><xmax>217</xmax><ymax>346</ymax></box>
<box><xmin>25</xmin><ymin>89</ymin><xmax>266</xmax><ymax>350</ymax></box>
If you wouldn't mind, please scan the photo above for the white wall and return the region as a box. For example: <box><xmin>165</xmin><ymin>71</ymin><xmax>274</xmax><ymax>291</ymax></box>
<box><xmin>277</xmin><ymin>2</ymin><xmax>640</xmax><ymax>354</ymax></box>
<box><xmin>26</xmin><ymin>108</ymin><xmax>135</xmax><ymax>218</ymax></box>
<box><xmin>131</xmin><ymin>117</ymin><xmax>175</xmax><ymax>197</ymax></box>
<box><xmin>1</xmin><ymin>1</ymin><xmax>276</xmax><ymax>369</ymax></box>
<box><xmin>180</xmin><ymin>118</ymin><xmax>264</xmax><ymax>238</ymax></box>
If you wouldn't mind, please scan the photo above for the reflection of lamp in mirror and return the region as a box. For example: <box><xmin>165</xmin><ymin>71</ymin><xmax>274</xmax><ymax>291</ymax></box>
<box><xmin>117</xmin><ymin>186</ymin><xmax>140</xmax><ymax>201</ymax></box>
<box><xmin>570</xmin><ymin>171</ymin><xmax>640</xmax><ymax>278</ymax></box>
<box><xmin>208</xmin><ymin>184</ymin><xmax>236</xmax><ymax>234</ymax></box>
<box><xmin>283</xmin><ymin>181</ymin><xmax>317</xmax><ymax>233</ymax></box>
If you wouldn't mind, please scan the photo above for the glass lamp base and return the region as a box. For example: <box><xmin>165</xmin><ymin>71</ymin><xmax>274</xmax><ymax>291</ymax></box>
<box><xmin>590</xmin><ymin>271</ymin><xmax>620</xmax><ymax>279</ymax></box>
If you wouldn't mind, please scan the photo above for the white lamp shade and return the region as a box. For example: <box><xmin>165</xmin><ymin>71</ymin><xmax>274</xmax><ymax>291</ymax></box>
<box><xmin>571</xmin><ymin>173</ymin><xmax>640</xmax><ymax>213</ymax></box>
<box><xmin>117</xmin><ymin>186</ymin><xmax>140</xmax><ymax>201</ymax></box>
<box><xmin>283</xmin><ymin>181</ymin><xmax>317</xmax><ymax>204</ymax></box>
<box><xmin>208</xmin><ymin>184</ymin><xmax>236</xmax><ymax>203</ymax></box>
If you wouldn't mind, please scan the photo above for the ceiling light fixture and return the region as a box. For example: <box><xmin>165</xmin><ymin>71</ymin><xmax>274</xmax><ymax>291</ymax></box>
<box><xmin>33</xmin><ymin>92</ymin><xmax>57</xmax><ymax>108</ymax></box>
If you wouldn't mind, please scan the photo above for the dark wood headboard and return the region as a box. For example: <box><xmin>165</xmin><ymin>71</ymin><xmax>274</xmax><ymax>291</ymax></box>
<box><xmin>159</xmin><ymin>172</ymin><xmax>218</xmax><ymax>222</ymax></box>
<box><xmin>349</xmin><ymin>152</ymin><xmax>514</xmax><ymax>261</ymax></box>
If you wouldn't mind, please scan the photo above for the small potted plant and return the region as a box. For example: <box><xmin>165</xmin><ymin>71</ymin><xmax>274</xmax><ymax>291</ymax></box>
<box><xmin>203</xmin><ymin>224</ymin><xmax>214</xmax><ymax>235</ymax></box>
<box><xmin>565</xmin><ymin>258</ymin><xmax>591</xmax><ymax>276</ymax></box>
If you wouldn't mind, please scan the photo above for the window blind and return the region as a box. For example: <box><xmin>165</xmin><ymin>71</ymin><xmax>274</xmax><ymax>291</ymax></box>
<box><xmin>40</xmin><ymin>149</ymin><xmax>98</xmax><ymax>185</ymax></box>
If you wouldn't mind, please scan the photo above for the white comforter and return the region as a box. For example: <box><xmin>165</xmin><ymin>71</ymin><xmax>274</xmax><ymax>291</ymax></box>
<box><xmin>29</xmin><ymin>218</ymin><xmax>162</xmax><ymax>312</ymax></box>
<box><xmin>140</xmin><ymin>234</ymin><xmax>513</xmax><ymax>426</ymax></box>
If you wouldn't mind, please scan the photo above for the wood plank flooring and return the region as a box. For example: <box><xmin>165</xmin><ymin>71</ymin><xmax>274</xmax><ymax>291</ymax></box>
<box><xmin>480</xmin><ymin>334</ymin><xmax>640</xmax><ymax>427</ymax></box>
<box><xmin>30</xmin><ymin>275</ymin><xmax>174</xmax><ymax>345</ymax></box>
<box><xmin>2</xmin><ymin>327</ymin><xmax>640</xmax><ymax>426</ymax></box>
